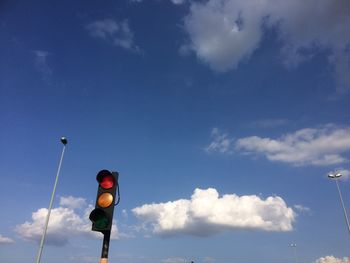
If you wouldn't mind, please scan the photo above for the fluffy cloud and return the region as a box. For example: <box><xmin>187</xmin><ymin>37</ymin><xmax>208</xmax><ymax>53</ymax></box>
<box><xmin>132</xmin><ymin>188</ymin><xmax>295</xmax><ymax>236</ymax></box>
<box><xmin>207</xmin><ymin>126</ymin><xmax>350</xmax><ymax>166</ymax></box>
<box><xmin>184</xmin><ymin>0</ymin><xmax>263</xmax><ymax>72</ymax></box>
<box><xmin>86</xmin><ymin>19</ymin><xmax>140</xmax><ymax>52</ymax></box>
<box><xmin>15</xmin><ymin>196</ymin><xmax>118</xmax><ymax>246</ymax></box>
<box><xmin>0</xmin><ymin>234</ymin><xmax>14</xmax><ymax>244</ymax></box>
<box><xmin>183</xmin><ymin>0</ymin><xmax>350</xmax><ymax>92</ymax></box>
<box><xmin>314</xmin><ymin>256</ymin><xmax>350</xmax><ymax>263</ymax></box>
<box><xmin>235</xmin><ymin>126</ymin><xmax>350</xmax><ymax>166</ymax></box>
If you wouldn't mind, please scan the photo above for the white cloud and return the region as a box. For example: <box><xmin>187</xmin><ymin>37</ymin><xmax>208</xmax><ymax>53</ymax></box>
<box><xmin>132</xmin><ymin>188</ymin><xmax>295</xmax><ymax>236</ymax></box>
<box><xmin>184</xmin><ymin>0</ymin><xmax>262</xmax><ymax>72</ymax></box>
<box><xmin>294</xmin><ymin>205</ymin><xmax>311</xmax><ymax>214</ymax></box>
<box><xmin>0</xmin><ymin>234</ymin><xmax>14</xmax><ymax>244</ymax></box>
<box><xmin>183</xmin><ymin>0</ymin><xmax>350</xmax><ymax>92</ymax></box>
<box><xmin>314</xmin><ymin>256</ymin><xmax>350</xmax><ymax>263</ymax></box>
<box><xmin>86</xmin><ymin>19</ymin><xmax>140</xmax><ymax>52</ymax></box>
<box><xmin>235</xmin><ymin>126</ymin><xmax>350</xmax><ymax>166</ymax></box>
<box><xmin>15</xmin><ymin>196</ymin><xmax>118</xmax><ymax>246</ymax></box>
<box><xmin>205</xmin><ymin>128</ymin><xmax>233</xmax><ymax>154</ymax></box>
<box><xmin>207</xmin><ymin>126</ymin><xmax>350</xmax><ymax>166</ymax></box>
<box><xmin>59</xmin><ymin>196</ymin><xmax>87</xmax><ymax>209</ymax></box>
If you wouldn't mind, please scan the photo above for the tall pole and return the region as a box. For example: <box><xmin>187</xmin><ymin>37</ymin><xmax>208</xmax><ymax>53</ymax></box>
<box><xmin>36</xmin><ymin>137</ymin><xmax>68</xmax><ymax>263</ymax></box>
<box><xmin>328</xmin><ymin>172</ymin><xmax>350</xmax><ymax>235</ymax></box>
<box><xmin>290</xmin><ymin>244</ymin><xmax>298</xmax><ymax>263</ymax></box>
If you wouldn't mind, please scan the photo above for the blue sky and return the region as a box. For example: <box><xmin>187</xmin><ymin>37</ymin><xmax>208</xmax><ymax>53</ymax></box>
<box><xmin>1</xmin><ymin>0</ymin><xmax>350</xmax><ymax>262</ymax></box>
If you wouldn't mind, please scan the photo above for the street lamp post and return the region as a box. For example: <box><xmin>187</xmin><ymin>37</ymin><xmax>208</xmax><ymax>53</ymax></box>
<box><xmin>328</xmin><ymin>172</ymin><xmax>350</xmax><ymax>235</ymax></box>
<box><xmin>36</xmin><ymin>137</ymin><xmax>68</xmax><ymax>263</ymax></box>
<box><xmin>290</xmin><ymin>244</ymin><xmax>298</xmax><ymax>263</ymax></box>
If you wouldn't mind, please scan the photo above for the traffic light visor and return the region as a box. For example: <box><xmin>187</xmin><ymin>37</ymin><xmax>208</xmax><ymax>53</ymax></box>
<box><xmin>89</xmin><ymin>209</ymin><xmax>109</xmax><ymax>229</ymax></box>
<box><xmin>97</xmin><ymin>170</ymin><xmax>115</xmax><ymax>189</ymax></box>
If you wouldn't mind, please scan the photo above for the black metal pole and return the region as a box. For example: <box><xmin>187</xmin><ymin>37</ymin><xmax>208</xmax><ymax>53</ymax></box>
<box><xmin>100</xmin><ymin>231</ymin><xmax>111</xmax><ymax>263</ymax></box>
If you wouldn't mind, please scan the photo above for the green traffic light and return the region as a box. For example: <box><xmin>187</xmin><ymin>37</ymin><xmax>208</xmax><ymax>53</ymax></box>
<box><xmin>94</xmin><ymin>215</ymin><xmax>109</xmax><ymax>229</ymax></box>
<box><xmin>89</xmin><ymin>208</ymin><xmax>110</xmax><ymax>230</ymax></box>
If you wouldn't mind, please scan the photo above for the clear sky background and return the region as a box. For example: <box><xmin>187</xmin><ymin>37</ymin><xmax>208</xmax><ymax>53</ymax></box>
<box><xmin>1</xmin><ymin>1</ymin><xmax>350</xmax><ymax>263</ymax></box>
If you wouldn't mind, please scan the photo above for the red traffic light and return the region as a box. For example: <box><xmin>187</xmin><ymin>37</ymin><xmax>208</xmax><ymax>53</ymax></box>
<box><xmin>97</xmin><ymin>170</ymin><xmax>115</xmax><ymax>189</ymax></box>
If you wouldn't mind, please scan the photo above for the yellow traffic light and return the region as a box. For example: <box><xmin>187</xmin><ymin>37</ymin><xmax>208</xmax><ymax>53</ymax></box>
<box><xmin>97</xmin><ymin>193</ymin><xmax>114</xmax><ymax>208</ymax></box>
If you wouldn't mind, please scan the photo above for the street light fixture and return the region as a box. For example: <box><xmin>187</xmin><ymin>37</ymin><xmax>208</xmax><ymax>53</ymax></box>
<box><xmin>328</xmin><ymin>171</ymin><xmax>350</xmax><ymax>235</ymax></box>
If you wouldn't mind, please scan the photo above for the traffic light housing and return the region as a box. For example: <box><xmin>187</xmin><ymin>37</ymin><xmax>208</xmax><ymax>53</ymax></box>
<box><xmin>89</xmin><ymin>170</ymin><xmax>118</xmax><ymax>233</ymax></box>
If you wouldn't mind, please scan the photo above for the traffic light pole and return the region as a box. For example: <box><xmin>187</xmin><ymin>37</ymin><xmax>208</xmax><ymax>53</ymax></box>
<box><xmin>101</xmin><ymin>231</ymin><xmax>111</xmax><ymax>263</ymax></box>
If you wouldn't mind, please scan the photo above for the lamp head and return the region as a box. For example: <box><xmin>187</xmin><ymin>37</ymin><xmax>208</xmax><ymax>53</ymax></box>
<box><xmin>61</xmin><ymin>137</ymin><xmax>68</xmax><ymax>145</ymax></box>
<box><xmin>328</xmin><ymin>171</ymin><xmax>342</xmax><ymax>179</ymax></box>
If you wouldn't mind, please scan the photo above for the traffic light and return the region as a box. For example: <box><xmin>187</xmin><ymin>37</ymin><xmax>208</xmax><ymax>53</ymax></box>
<box><xmin>89</xmin><ymin>170</ymin><xmax>119</xmax><ymax>233</ymax></box>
